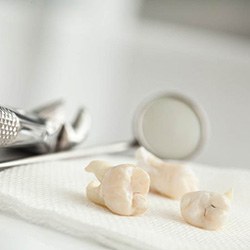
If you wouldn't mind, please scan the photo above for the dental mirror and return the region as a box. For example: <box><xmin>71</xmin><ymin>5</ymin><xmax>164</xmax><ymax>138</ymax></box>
<box><xmin>133</xmin><ymin>93</ymin><xmax>207</xmax><ymax>159</ymax></box>
<box><xmin>0</xmin><ymin>92</ymin><xmax>208</xmax><ymax>169</ymax></box>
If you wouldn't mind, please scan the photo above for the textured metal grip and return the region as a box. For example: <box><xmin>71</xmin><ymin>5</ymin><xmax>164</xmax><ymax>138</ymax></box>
<box><xmin>0</xmin><ymin>107</ymin><xmax>20</xmax><ymax>146</ymax></box>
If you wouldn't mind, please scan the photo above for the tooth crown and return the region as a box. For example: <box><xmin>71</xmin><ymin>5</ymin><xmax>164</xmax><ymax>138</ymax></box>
<box><xmin>181</xmin><ymin>191</ymin><xmax>232</xmax><ymax>230</ymax></box>
<box><xmin>85</xmin><ymin>161</ymin><xmax>150</xmax><ymax>216</ymax></box>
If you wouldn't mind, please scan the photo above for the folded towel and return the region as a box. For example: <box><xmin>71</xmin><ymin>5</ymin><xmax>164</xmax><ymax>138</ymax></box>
<box><xmin>0</xmin><ymin>155</ymin><xmax>249</xmax><ymax>249</ymax></box>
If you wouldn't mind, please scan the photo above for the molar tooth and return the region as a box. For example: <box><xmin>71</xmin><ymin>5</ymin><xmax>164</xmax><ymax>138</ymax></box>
<box><xmin>180</xmin><ymin>191</ymin><xmax>232</xmax><ymax>230</ymax></box>
<box><xmin>136</xmin><ymin>147</ymin><xmax>199</xmax><ymax>199</ymax></box>
<box><xmin>85</xmin><ymin>161</ymin><xmax>150</xmax><ymax>216</ymax></box>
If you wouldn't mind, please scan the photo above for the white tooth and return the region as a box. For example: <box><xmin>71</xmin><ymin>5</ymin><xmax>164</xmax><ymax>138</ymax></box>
<box><xmin>85</xmin><ymin>161</ymin><xmax>150</xmax><ymax>216</ymax></box>
<box><xmin>136</xmin><ymin>147</ymin><xmax>199</xmax><ymax>199</ymax></box>
<box><xmin>180</xmin><ymin>191</ymin><xmax>232</xmax><ymax>230</ymax></box>
<box><xmin>85</xmin><ymin>160</ymin><xmax>112</xmax><ymax>182</ymax></box>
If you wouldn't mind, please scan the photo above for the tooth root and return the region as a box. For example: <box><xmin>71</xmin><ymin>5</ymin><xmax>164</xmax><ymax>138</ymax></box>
<box><xmin>136</xmin><ymin>147</ymin><xmax>163</xmax><ymax>169</ymax></box>
<box><xmin>132</xmin><ymin>193</ymin><xmax>148</xmax><ymax>215</ymax></box>
<box><xmin>86</xmin><ymin>181</ymin><xmax>105</xmax><ymax>206</ymax></box>
<box><xmin>224</xmin><ymin>188</ymin><xmax>233</xmax><ymax>200</ymax></box>
<box><xmin>85</xmin><ymin>160</ymin><xmax>112</xmax><ymax>181</ymax></box>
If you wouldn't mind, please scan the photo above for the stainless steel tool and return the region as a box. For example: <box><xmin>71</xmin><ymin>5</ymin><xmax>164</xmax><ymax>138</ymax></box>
<box><xmin>0</xmin><ymin>100</ymin><xmax>91</xmax><ymax>154</ymax></box>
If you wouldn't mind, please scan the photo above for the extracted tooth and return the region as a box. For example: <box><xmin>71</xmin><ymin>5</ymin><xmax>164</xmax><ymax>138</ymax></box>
<box><xmin>180</xmin><ymin>190</ymin><xmax>232</xmax><ymax>230</ymax></box>
<box><xmin>86</xmin><ymin>181</ymin><xmax>105</xmax><ymax>206</ymax></box>
<box><xmin>85</xmin><ymin>161</ymin><xmax>150</xmax><ymax>216</ymax></box>
<box><xmin>85</xmin><ymin>160</ymin><xmax>112</xmax><ymax>181</ymax></box>
<box><xmin>136</xmin><ymin>147</ymin><xmax>198</xmax><ymax>199</ymax></box>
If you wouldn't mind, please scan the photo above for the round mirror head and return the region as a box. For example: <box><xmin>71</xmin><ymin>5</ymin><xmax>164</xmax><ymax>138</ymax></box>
<box><xmin>134</xmin><ymin>93</ymin><xmax>208</xmax><ymax>160</ymax></box>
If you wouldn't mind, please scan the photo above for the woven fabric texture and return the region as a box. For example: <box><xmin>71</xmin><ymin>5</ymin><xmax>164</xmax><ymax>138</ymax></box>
<box><xmin>0</xmin><ymin>155</ymin><xmax>249</xmax><ymax>249</ymax></box>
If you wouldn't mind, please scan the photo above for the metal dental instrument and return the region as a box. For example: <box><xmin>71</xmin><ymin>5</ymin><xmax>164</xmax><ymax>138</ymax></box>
<box><xmin>0</xmin><ymin>92</ymin><xmax>208</xmax><ymax>169</ymax></box>
<box><xmin>0</xmin><ymin>100</ymin><xmax>91</xmax><ymax>154</ymax></box>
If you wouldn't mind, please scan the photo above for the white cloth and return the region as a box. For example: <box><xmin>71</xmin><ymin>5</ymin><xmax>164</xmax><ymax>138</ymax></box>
<box><xmin>0</xmin><ymin>155</ymin><xmax>249</xmax><ymax>250</ymax></box>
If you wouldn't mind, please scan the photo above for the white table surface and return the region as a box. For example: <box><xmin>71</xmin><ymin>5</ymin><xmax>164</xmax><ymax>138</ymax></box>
<box><xmin>0</xmin><ymin>213</ymin><xmax>109</xmax><ymax>250</ymax></box>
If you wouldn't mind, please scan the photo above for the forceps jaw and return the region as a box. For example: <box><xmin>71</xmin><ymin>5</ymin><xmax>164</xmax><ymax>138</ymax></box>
<box><xmin>31</xmin><ymin>100</ymin><xmax>91</xmax><ymax>152</ymax></box>
<box><xmin>56</xmin><ymin>108</ymin><xmax>92</xmax><ymax>151</ymax></box>
<box><xmin>0</xmin><ymin>100</ymin><xmax>91</xmax><ymax>154</ymax></box>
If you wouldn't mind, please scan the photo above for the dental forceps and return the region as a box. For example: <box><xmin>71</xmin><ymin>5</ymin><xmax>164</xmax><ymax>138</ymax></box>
<box><xmin>0</xmin><ymin>100</ymin><xmax>91</xmax><ymax>168</ymax></box>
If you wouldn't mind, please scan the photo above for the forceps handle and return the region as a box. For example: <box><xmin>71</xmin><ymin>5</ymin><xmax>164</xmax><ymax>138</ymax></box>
<box><xmin>0</xmin><ymin>141</ymin><xmax>137</xmax><ymax>169</ymax></box>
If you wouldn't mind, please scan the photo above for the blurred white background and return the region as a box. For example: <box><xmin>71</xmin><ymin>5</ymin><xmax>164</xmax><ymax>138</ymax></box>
<box><xmin>0</xmin><ymin>0</ymin><xmax>250</xmax><ymax>168</ymax></box>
